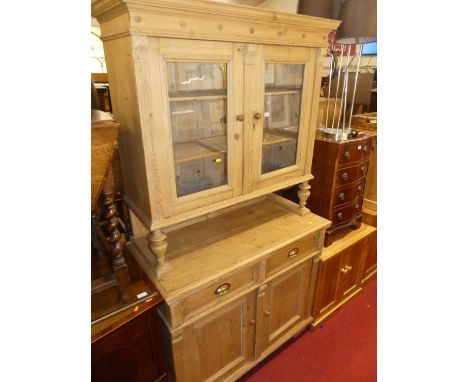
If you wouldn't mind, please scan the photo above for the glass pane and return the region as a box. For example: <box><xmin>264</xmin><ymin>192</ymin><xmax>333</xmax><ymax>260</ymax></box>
<box><xmin>262</xmin><ymin>63</ymin><xmax>304</xmax><ymax>174</ymax></box>
<box><xmin>167</xmin><ymin>62</ymin><xmax>228</xmax><ymax>197</ymax></box>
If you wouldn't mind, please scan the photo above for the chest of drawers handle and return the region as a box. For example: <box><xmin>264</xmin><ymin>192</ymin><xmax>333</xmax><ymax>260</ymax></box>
<box><xmin>355</xmin><ymin>204</ymin><xmax>360</xmax><ymax>210</ymax></box>
<box><xmin>337</xmin><ymin>212</ymin><xmax>343</xmax><ymax>221</ymax></box>
<box><xmin>339</xmin><ymin>193</ymin><xmax>345</xmax><ymax>201</ymax></box>
<box><xmin>357</xmin><ymin>185</ymin><xmax>362</xmax><ymax>192</ymax></box>
<box><xmin>360</xmin><ymin>166</ymin><xmax>366</xmax><ymax>174</ymax></box>
<box><xmin>342</xmin><ymin>172</ymin><xmax>348</xmax><ymax>181</ymax></box>
<box><xmin>214</xmin><ymin>283</ymin><xmax>231</xmax><ymax>296</ymax></box>
<box><xmin>288</xmin><ymin>248</ymin><xmax>299</xmax><ymax>258</ymax></box>
<box><xmin>344</xmin><ymin>151</ymin><xmax>351</xmax><ymax>160</ymax></box>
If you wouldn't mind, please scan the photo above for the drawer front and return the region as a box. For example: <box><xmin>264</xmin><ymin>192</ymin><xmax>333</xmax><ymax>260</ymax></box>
<box><xmin>266</xmin><ymin>233</ymin><xmax>319</xmax><ymax>277</ymax></box>
<box><xmin>335</xmin><ymin>161</ymin><xmax>369</xmax><ymax>187</ymax></box>
<box><xmin>333</xmin><ymin>179</ymin><xmax>366</xmax><ymax>207</ymax></box>
<box><xmin>177</xmin><ymin>265</ymin><xmax>258</xmax><ymax>324</ymax></box>
<box><xmin>332</xmin><ymin>198</ymin><xmax>363</xmax><ymax>225</ymax></box>
<box><xmin>338</xmin><ymin>141</ymin><xmax>364</xmax><ymax>164</ymax></box>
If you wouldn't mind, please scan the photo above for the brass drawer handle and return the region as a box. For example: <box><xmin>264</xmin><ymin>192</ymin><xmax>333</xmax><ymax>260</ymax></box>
<box><xmin>214</xmin><ymin>283</ymin><xmax>231</xmax><ymax>296</ymax></box>
<box><xmin>213</xmin><ymin>158</ymin><xmax>222</xmax><ymax>163</ymax></box>
<box><xmin>337</xmin><ymin>212</ymin><xmax>343</xmax><ymax>221</ymax></box>
<box><xmin>342</xmin><ymin>172</ymin><xmax>348</xmax><ymax>181</ymax></box>
<box><xmin>339</xmin><ymin>193</ymin><xmax>345</xmax><ymax>201</ymax></box>
<box><xmin>264</xmin><ymin>309</ymin><xmax>271</xmax><ymax>316</ymax></box>
<box><xmin>344</xmin><ymin>151</ymin><xmax>351</xmax><ymax>160</ymax></box>
<box><xmin>288</xmin><ymin>248</ymin><xmax>299</xmax><ymax>258</ymax></box>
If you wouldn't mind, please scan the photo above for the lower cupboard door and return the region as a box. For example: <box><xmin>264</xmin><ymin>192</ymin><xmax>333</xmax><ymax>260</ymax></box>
<box><xmin>256</xmin><ymin>260</ymin><xmax>313</xmax><ymax>357</ymax></box>
<box><xmin>172</xmin><ymin>291</ymin><xmax>256</xmax><ymax>382</ymax></box>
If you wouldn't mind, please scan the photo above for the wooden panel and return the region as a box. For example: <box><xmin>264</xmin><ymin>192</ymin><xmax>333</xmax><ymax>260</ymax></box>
<box><xmin>172</xmin><ymin>292</ymin><xmax>256</xmax><ymax>382</ymax></box>
<box><xmin>257</xmin><ymin>261</ymin><xmax>312</xmax><ymax>357</ymax></box>
<box><xmin>331</xmin><ymin>197</ymin><xmax>363</xmax><ymax>226</ymax></box>
<box><xmin>313</xmin><ymin>253</ymin><xmax>341</xmax><ymax>317</ymax></box>
<box><xmin>265</xmin><ymin>233</ymin><xmax>318</xmax><ymax>277</ymax></box>
<box><xmin>337</xmin><ymin>240</ymin><xmax>365</xmax><ymax>300</ymax></box>
<box><xmin>92</xmin><ymin>303</ymin><xmax>167</xmax><ymax>382</ymax></box>
<box><xmin>360</xmin><ymin>229</ymin><xmax>377</xmax><ymax>283</ymax></box>
<box><xmin>332</xmin><ymin>180</ymin><xmax>364</xmax><ymax>208</ymax></box>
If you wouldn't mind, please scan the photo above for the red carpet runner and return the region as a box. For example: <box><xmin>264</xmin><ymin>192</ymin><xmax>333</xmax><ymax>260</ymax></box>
<box><xmin>238</xmin><ymin>276</ymin><xmax>377</xmax><ymax>382</ymax></box>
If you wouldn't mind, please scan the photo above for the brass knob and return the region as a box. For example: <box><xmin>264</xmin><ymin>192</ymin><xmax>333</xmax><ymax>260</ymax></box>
<box><xmin>357</xmin><ymin>185</ymin><xmax>362</xmax><ymax>192</ymax></box>
<box><xmin>341</xmin><ymin>267</ymin><xmax>348</xmax><ymax>274</ymax></box>
<box><xmin>339</xmin><ymin>193</ymin><xmax>345</xmax><ymax>201</ymax></box>
<box><xmin>346</xmin><ymin>265</ymin><xmax>353</xmax><ymax>271</ymax></box>
<box><xmin>288</xmin><ymin>248</ymin><xmax>299</xmax><ymax>258</ymax></box>
<box><xmin>264</xmin><ymin>310</ymin><xmax>271</xmax><ymax>316</ymax></box>
<box><xmin>361</xmin><ymin>166</ymin><xmax>366</xmax><ymax>174</ymax></box>
<box><xmin>337</xmin><ymin>212</ymin><xmax>343</xmax><ymax>221</ymax></box>
<box><xmin>342</xmin><ymin>172</ymin><xmax>348</xmax><ymax>181</ymax></box>
<box><xmin>236</xmin><ymin>114</ymin><xmax>244</xmax><ymax>122</ymax></box>
<box><xmin>363</xmin><ymin>145</ymin><xmax>368</xmax><ymax>152</ymax></box>
<box><xmin>344</xmin><ymin>151</ymin><xmax>351</xmax><ymax>160</ymax></box>
<box><xmin>213</xmin><ymin>158</ymin><xmax>222</xmax><ymax>163</ymax></box>
<box><xmin>355</xmin><ymin>204</ymin><xmax>359</xmax><ymax>210</ymax></box>
<box><xmin>254</xmin><ymin>112</ymin><xmax>262</xmax><ymax>120</ymax></box>
<box><xmin>214</xmin><ymin>283</ymin><xmax>231</xmax><ymax>296</ymax></box>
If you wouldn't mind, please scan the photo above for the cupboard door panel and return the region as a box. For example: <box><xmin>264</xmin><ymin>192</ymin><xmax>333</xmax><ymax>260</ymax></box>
<box><xmin>361</xmin><ymin>229</ymin><xmax>377</xmax><ymax>283</ymax></box>
<box><xmin>338</xmin><ymin>240</ymin><xmax>364</xmax><ymax>299</ymax></box>
<box><xmin>247</xmin><ymin>45</ymin><xmax>321</xmax><ymax>192</ymax></box>
<box><xmin>313</xmin><ymin>254</ymin><xmax>341</xmax><ymax>318</ymax></box>
<box><xmin>174</xmin><ymin>292</ymin><xmax>256</xmax><ymax>382</ymax></box>
<box><xmin>158</xmin><ymin>38</ymin><xmax>244</xmax><ymax>216</ymax></box>
<box><xmin>257</xmin><ymin>260</ymin><xmax>312</xmax><ymax>356</ymax></box>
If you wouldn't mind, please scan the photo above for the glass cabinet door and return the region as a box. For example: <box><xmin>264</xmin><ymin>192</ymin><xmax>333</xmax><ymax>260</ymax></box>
<box><xmin>261</xmin><ymin>63</ymin><xmax>304</xmax><ymax>174</ymax></box>
<box><xmin>167</xmin><ymin>62</ymin><xmax>229</xmax><ymax>197</ymax></box>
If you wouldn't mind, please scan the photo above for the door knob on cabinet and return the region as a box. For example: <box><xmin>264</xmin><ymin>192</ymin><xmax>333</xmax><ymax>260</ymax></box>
<box><xmin>236</xmin><ymin>114</ymin><xmax>244</xmax><ymax>122</ymax></box>
<box><xmin>264</xmin><ymin>310</ymin><xmax>271</xmax><ymax>316</ymax></box>
<box><xmin>254</xmin><ymin>112</ymin><xmax>262</xmax><ymax>120</ymax></box>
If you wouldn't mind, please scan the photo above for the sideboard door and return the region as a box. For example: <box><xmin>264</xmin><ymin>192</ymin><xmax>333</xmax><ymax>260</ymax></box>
<box><xmin>256</xmin><ymin>260</ymin><xmax>313</xmax><ymax>358</ymax></box>
<box><xmin>171</xmin><ymin>292</ymin><xmax>256</xmax><ymax>382</ymax></box>
<box><xmin>157</xmin><ymin>38</ymin><xmax>244</xmax><ymax>217</ymax></box>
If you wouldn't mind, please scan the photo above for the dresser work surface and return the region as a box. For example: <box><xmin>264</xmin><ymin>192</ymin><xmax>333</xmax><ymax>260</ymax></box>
<box><xmin>129</xmin><ymin>197</ymin><xmax>330</xmax><ymax>303</ymax></box>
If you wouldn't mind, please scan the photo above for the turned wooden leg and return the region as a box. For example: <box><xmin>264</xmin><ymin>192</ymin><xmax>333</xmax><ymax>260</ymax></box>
<box><xmin>148</xmin><ymin>229</ymin><xmax>171</xmax><ymax>279</ymax></box>
<box><xmin>297</xmin><ymin>181</ymin><xmax>311</xmax><ymax>213</ymax></box>
<box><xmin>102</xmin><ymin>189</ymin><xmax>130</xmax><ymax>301</ymax></box>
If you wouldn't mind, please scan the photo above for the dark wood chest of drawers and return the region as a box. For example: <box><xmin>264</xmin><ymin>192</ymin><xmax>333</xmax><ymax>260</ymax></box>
<box><xmin>309</xmin><ymin>133</ymin><xmax>371</xmax><ymax>246</ymax></box>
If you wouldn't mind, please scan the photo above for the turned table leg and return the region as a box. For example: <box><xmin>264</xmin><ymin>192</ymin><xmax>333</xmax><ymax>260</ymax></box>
<box><xmin>148</xmin><ymin>229</ymin><xmax>171</xmax><ymax>279</ymax></box>
<box><xmin>91</xmin><ymin>211</ymin><xmax>104</xmax><ymax>260</ymax></box>
<box><xmin>297</xmin><ymin>181</ymin><xmax>311</xmax><ymax>213</ymax></box>
<box><xmin>102</xmin><ymin>189</ymin><xmax>130</xmax><ymax>301</ymax></box>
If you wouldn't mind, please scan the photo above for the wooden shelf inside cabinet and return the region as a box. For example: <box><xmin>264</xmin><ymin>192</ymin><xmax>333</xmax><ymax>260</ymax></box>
<box><xmin>263</xmin><ymin>129</ymin><xmax>297</xmax><ymax>146</ymax></box>
<box><xmin>173</xmin><ymin>137</ymin><xmax>226</xmax><ymax>164</ymax></box>
<box><xmin>265</xmin><ymin>87</ymin><xmax>302</xmax><ymax>96</ymax></box>
<box><xmin>168</xmin><ymin>89</ymin><xmax>227</xmax><ymax>102</ymax></box>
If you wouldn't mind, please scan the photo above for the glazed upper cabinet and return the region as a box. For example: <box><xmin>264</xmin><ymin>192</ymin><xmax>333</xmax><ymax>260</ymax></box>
<box><xmin>92</xmin><ymin>0</ymin><xmax>340</xmax><ymax>236</ymax></box>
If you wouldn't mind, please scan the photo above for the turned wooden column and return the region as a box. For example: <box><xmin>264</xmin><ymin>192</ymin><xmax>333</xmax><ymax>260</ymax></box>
<box><xmin>102</xmin><ymin>189</ymin><xmax>130</xmax><ymax>300</ymax></box>
<box><xmin>148</xmin><ymin>229</ymin><xmax>171</xmax><ymax>279</ymax></box>
<box><xmin>297</xmin><ymin>181</ymin><xmax>311</xmax><ymax>213</ymax></box>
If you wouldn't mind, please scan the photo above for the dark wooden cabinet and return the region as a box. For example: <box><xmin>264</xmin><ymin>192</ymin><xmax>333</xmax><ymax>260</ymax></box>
<box><xmin>308</xmin><ymin>133</ymin><xmax>371</xmax><ymax>246</ymax></box>
<box><xmin>92</xmin><ymin>296</ymin><xmax>168</xmax><ymax>382</ymax></box>
<box><xmin>312</xmin><ymin>223</ymin><xmax>376</xmax><ymax>327</ymax></box>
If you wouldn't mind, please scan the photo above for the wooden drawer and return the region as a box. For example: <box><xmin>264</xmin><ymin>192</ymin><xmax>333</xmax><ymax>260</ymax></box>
<box><xmin>335</xmin><ymin>161</ymin><xmax>368</xmax><ymax>187</ymax></box>
<box><xmin>266</xmin><ymin>233</ymin><xmax>319</xmax><ymax>277</ymax></box>
<box><xmin>331</xmin><ymin>198</ymin><xmax>363</xmax><ymax>225</ymax></box>
<box><xmin>338</xmin><ymin>139</ymin><xmax>370</xmax><ymax>165</ymax></box>
<box><xmin>333</xmin><ymin>179</ymin><xmax>366</xmax><ymax>207</ymax></box>
<box><xmin>172</xmin><ymin>264</ymin><xmax>258</xmax><ymax>325</ymax></box>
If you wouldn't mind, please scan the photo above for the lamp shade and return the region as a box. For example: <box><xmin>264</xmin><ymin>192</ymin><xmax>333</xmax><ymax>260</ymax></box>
<box><xmin>297</xmin><ymin>0</ymin><xmax>340</xmax><ymax>19</ymax></box>
<box><xmin>335</xmin><ymin>0</ymin><xmax>376</xmax><ymax>44</ymax></box>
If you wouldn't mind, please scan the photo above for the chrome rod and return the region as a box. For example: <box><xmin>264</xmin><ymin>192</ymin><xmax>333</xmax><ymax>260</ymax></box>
<box><xmin>331</xmin><ymin>45</ymin><xmax>344</xmax><ymax>132</ymax></box>
<box><xmin>337</xmin><ymin>46</ymin><xmax>352</xmax><ymax>140</ymax></box>
<box><xmin>325</xmin><ymin>53</ymin><xmax>334</xmax><ymax>129</ymax></box>
<box><xmin>347</xmin><ymin>44</ymin><xmax>363</xmax><ymax>130</ymax></box>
